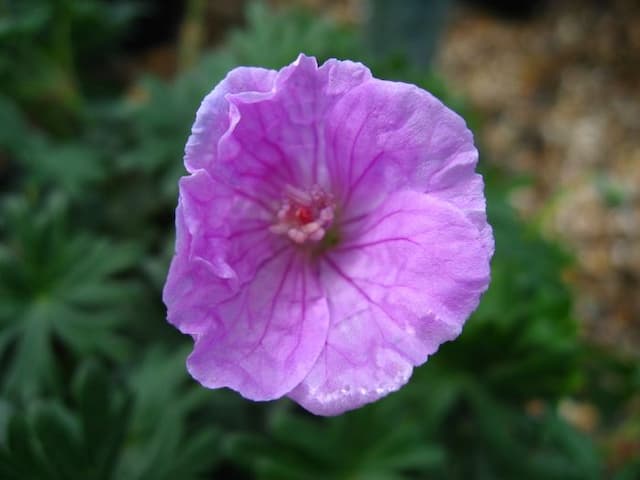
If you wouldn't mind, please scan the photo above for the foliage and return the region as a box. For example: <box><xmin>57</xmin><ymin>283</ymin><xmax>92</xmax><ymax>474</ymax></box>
<box><xmin>0</xmin><ymin>354</ymin><xmax>220</xmax><ymax>480</ymax></box>
<box><xmin>0</xmin><ymin>1</ymin><xmax>637</xmax><ymax>479</ymax></box>
<box><xmin>0</xmin><ymin>0</ymin><xmax>142</xmax><ymax>133</ymax></box>
<box><xmin>0</xmin><ymin>194</ymin><xmax>140</xmax><ymax>401</ymax></box>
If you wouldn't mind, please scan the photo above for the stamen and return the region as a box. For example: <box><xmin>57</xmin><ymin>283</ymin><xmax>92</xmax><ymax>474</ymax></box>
<box><xmin>271</xmin><ymin>185</ymin><xmax>335</xmax><ymax>245</ymax></box>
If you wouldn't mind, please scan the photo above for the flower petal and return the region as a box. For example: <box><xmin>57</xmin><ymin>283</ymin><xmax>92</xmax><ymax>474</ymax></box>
<box><xmin>184</xmin><ymin>66</ymin><xmax>277</xmax><ymax>173</ymax></box>
<box><xmin>289</xmin><ymin>190</ymin><xmax>491</xmax><ymax>415</ymax></box>
<box><xmin>164</xmin><ymin>169</ymin><xmax>330</xmax><ymax>401</ymax></box>
<box><xmin>186</xmin><ymin>252</ymin><xmax>330</xmax><ymax>401</ymax></box>
<box><xmin>324</xmin><ymin>77</ymin><xmax>491</xmax><ymax>253</ymax></box>
<box><xmin>215</xmin><ymin>55</ymin><xmax>372</xmax><ymax>197</ymax></box>
<box><xmin>163</xmin><ymin>169</ymin><xmax>279</xmax><ymax>334</ymax></box>
<box><xmin>162</xmin><ymin>204</ymin><xmax>235</xmax><ymax>336</ymax></box>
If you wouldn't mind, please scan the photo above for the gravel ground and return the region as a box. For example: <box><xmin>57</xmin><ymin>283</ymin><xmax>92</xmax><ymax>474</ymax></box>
<box><xmin>436</xmin><ymin>0</ymin><xmax>640</xmax><ymax>355</ymax></box>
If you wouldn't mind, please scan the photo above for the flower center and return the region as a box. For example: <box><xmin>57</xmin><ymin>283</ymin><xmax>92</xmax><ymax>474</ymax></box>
<box><xmin>270</xmin><ymin>185</ymin><xmax>335</xmax><ymax>245</ymax></box>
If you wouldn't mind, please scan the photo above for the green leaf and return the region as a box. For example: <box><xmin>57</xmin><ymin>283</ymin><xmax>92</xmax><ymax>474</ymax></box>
<box><xmin>73</xmin><ymin>361</ymin><xmax>132</xmax><ymax>480</ymax></box>
<box><xmin>4</xmin><ymin>413</ymin><xmax>55</xmax><ymax>480</ymax></box>
<box><xmin>32</xmin><ymin>403</ymin><xmax>84</xmax><ymax>480</ymax></box>
<box><xmin>0</xmin><ymin>194</ymin><xmax>139</xmax><ymax>399</ymax></box>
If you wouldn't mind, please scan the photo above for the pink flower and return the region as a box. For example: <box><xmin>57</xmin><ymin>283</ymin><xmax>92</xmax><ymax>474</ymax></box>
<box><xmin>163</xmin><ymin>55</ymin><xmax>493</xmax><ymax>416</ymax></box>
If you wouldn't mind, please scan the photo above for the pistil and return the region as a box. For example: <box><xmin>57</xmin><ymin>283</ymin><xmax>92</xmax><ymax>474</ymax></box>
<box><xmin>270</xmin><ymin>185</ymin><xmax>335</xmax><ymax>244</ymax></box>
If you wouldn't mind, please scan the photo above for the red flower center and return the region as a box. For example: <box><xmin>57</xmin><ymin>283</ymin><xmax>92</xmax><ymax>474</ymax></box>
<box><xmin>295</xmin><ymin>206</ymin><xmax>314</xmax><ymax>225</ymax></box>
<box><xmin>270</xmin><ymin>185</ymin><xmax>335</xmax><ymax>244</ymax></box>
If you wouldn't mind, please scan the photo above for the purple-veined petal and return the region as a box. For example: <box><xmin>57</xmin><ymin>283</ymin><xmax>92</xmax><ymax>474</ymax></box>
<box><xmin>215</xmin><ymin>55</ymin><xmax>372</xmax><ymax>197</ymax></box>
<box><xmin>289</xmin><ymin>190</ymin><xmax>491</xmax><ymax>415</ymax></box>
<box><xmin>186</xmin><ymin>252</ymin><xmax>330</xmax><ymax>401</ymax></box>
<box><xmin>324</xmin><ymin>77</ymin><xmax>492</xmax><ymax>254</ymax></box>
<box><xmin>164</xmin><ymin>168</ymin><xmax>330</xmax><ymax>400</ymax></box>
<box><xmin>185</xmin><ymin>67</ymin><xmax>277</xmax><ymax>173</ymax></box>
<box><xmin>163</xmin><ymin>169</ymin><xmax>277</xmax><ymax>334</ymax></box>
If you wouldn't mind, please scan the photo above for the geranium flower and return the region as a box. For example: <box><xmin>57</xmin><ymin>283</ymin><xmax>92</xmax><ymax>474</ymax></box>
<box><xmin>163</xmin><ymin>55</ymin><xmax>493</xmax><ymax>416</ymax></box>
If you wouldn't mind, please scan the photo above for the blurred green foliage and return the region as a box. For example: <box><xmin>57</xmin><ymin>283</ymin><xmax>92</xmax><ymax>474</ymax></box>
<box><xmin>0</xmin><ymin>1</ymin><xmax>638</xmax><ymax>479</ymax></box>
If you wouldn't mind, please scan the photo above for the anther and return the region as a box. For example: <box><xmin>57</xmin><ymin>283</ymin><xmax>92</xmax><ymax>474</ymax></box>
<box><xmin>271</xmin><ymin>185</ymin><xmax>335</xmax><ymax>245</ymax></box>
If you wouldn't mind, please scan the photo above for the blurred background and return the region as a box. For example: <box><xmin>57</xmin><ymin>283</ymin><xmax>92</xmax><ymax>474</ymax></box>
<box><xmin>0</xmin><ymin>0</ymin><xmax>638</xmax><ymax>478</ymax></box>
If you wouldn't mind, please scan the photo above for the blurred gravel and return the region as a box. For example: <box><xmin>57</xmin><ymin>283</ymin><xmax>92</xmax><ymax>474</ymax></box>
<box><xmin>436</xmin><ymin>0</ymin><xmax>640</xmax><ymax>355</ymax></box>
